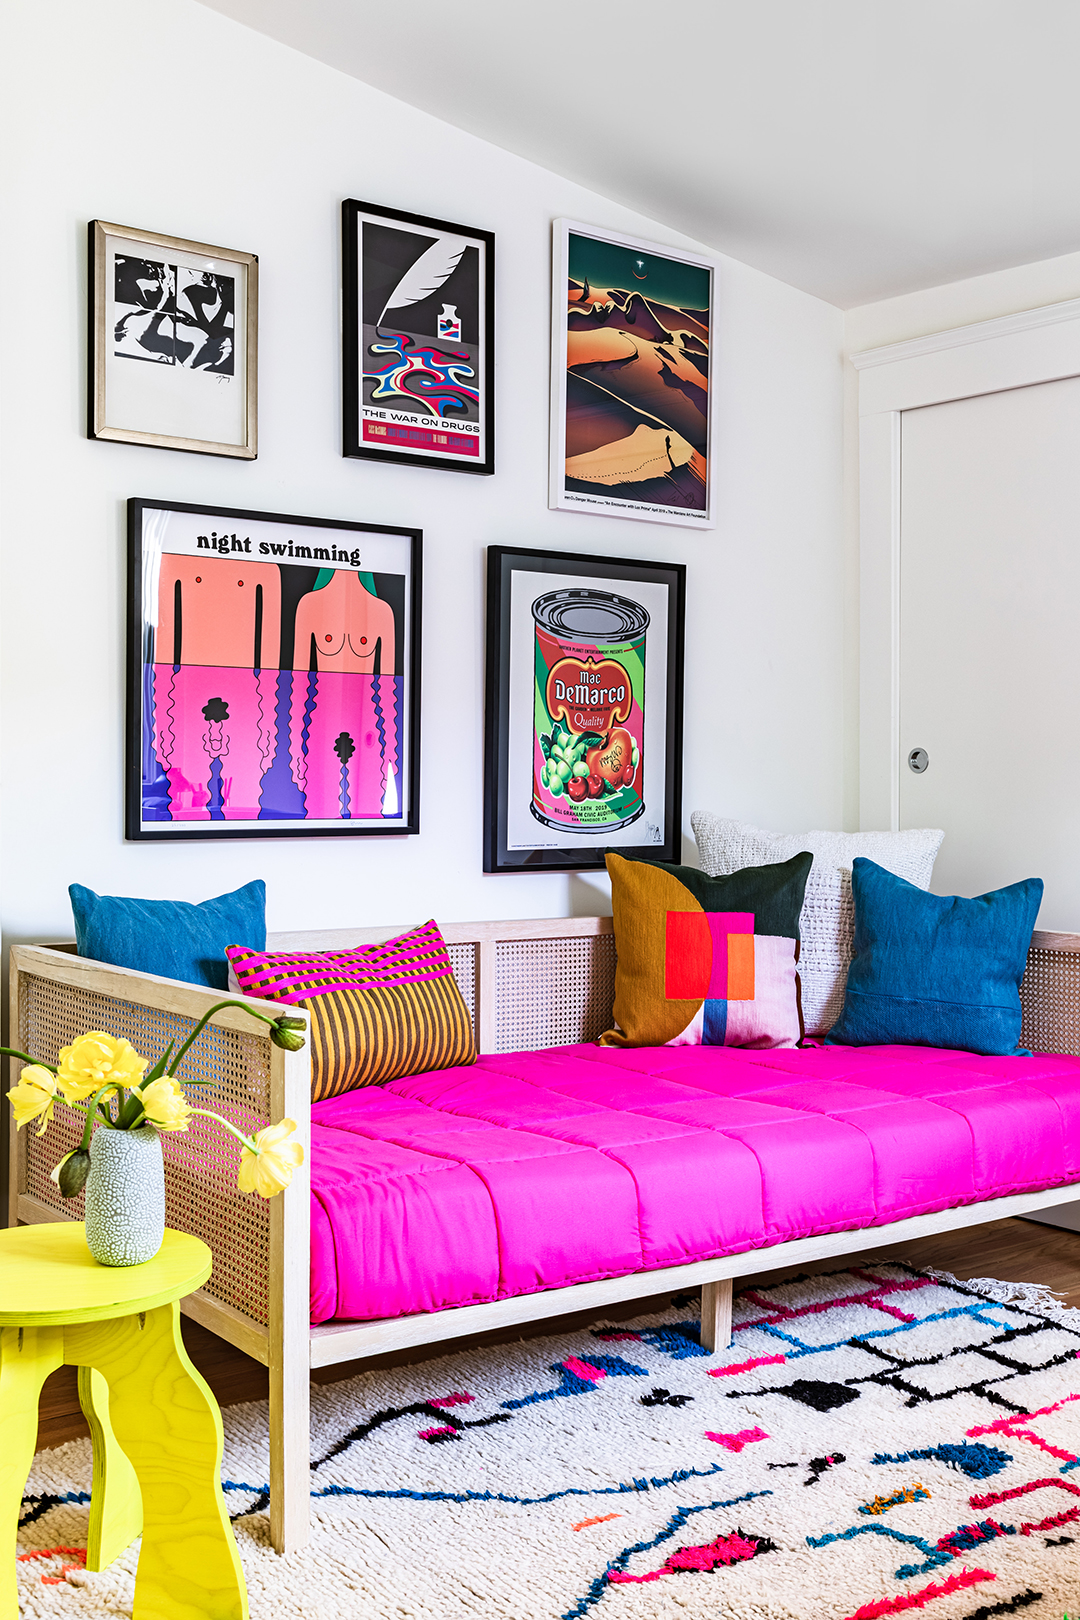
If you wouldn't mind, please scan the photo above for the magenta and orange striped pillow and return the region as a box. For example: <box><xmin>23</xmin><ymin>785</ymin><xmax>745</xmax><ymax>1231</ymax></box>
<box><xmin>225</xmin><ymin>920</ymin><xmax>476</xmax><ymax>1101</ymax></box>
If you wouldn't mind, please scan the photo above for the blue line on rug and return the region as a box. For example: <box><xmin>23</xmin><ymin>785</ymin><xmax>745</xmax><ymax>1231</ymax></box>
<box><xmin>561</xmin><ymin>1489</ymin><xmax>773</xmax><ymax>1620</ymax></box>
<box><xmin>309</xmin><ymin>1461</ymin><xmax>730</xmax><ymax>1508</ymax></box>
<box><xmin>501</xmin><ymin>1354</ymin><xmax>649</xmax><ymax>1409</ymax></box>
<box><xmin>750</xmin><ymin>1302</ymin><xmax>1012</xmax><ymax>1358</ymax></box>
<box><xmin>22</xmin><ymin>1464</ymin><xmax>734</xmax><ymax>1528</ymax></box>
<box><xmin>807</xmin><ymin>1514</ymin><xmax>1015</xmax><ymax>1580</ymax></box>
<box><xmin>873</xmin><ymin>1443</ymin><xmax>1013</xmax><ymax>1479</ymax></box>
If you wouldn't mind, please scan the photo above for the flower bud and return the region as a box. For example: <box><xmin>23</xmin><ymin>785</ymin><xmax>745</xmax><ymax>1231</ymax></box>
<box><xmin>270</xmin><ymin>1016</ymin><xmax>306</xmax><ymax>1053</ymax></box>
<box><xmin>51</xmin><ymin>1148</ymin><xmax>91</xmax><ymax>1198</ymax></box>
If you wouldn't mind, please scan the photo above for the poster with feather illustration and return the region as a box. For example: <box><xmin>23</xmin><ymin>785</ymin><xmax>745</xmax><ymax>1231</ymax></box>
<box><xmin>549</xmin><ymin>219</ymin><xmax>716</xmax><ymax>529</ymax></box>
<box><xmin>343</xmin><ymin>200</ymin><xmax>495</xmax><ymax>475</ymax></box>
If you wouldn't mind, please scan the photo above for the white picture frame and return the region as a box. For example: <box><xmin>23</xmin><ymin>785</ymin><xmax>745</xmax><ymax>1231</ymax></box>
<box><xmin>549</xmin><ymin>218</ymin><xmax>716</xmax><ymax>529</ymax></box>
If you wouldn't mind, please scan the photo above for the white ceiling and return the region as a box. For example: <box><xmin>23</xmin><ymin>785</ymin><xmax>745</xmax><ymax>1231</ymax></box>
<box><xmin>199</xmin><ymin>0</ymin><xmax>1080</xmax><ymax>309</ymax></box>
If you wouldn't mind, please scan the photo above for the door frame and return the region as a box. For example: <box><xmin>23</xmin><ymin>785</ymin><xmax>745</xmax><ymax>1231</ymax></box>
<box><xmin>853</xmin><ymin>298</ymin><xmax>1080</xmax><ymax>830</ymax></box>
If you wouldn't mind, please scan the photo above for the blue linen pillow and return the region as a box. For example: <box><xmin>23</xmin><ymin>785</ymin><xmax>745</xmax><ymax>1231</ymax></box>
<box><xmin>825</xmin><ymin>858</ymin><xmax>1042</xmax><ymax>1056</ymax></box>
<box><xmin>69</xmin><ymin>880</ymin><xmax>266</xmax><ymax>991</ymax></box>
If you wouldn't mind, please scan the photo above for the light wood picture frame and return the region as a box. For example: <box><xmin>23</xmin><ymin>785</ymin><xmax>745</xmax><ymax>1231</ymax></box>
<box><xmin>89</xmin><ymin>220</ymin><xmax>258</xmax><ymax>459</ymax></box>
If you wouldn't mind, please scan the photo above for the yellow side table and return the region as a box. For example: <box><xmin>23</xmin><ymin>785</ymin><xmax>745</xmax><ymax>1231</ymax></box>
<box><xmin>1</xmin><ymin>1223</ymin><xmax>247</xmax><ymax>1620</ymax></box>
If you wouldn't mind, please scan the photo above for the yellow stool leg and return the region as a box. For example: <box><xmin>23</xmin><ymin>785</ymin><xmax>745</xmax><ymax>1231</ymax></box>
<box><xmin>78</xmin><ymin>1366</ymin><xmax>143</xmax><ymax>1571</ymax></box>
<box><xmin>0</xmin><ymin>1323</ymin><xmax>64</xmax><ymax>1620</ymax></box>
<box><xmin>66</xmin><ymin>1304</ymin><xmax>247</xmax><ymax>1620</ymax></box>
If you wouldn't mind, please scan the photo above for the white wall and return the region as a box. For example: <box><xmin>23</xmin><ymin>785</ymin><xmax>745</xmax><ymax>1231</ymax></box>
<box><xmin>842</xmin><ymin>251</ymin><xmax>1080</xmax><ymax>830</ymax></box>
<box><xmin>0</xmin><ymin>0</ymin><xmax>845</xmax><ymax>956</ymax></box>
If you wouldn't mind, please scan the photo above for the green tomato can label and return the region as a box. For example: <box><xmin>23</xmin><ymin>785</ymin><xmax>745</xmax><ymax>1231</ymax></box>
<box><xmin>532</xmin><ymin>589</ymin><xmax>648</xmax><ymax>834</ymax></box>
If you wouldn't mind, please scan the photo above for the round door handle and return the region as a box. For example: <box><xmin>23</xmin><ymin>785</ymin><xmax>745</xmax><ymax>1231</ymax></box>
<box><xmin>908</xmin><ymin>748</ymin><xmax>929</xmax><ymax>774</ymax></box>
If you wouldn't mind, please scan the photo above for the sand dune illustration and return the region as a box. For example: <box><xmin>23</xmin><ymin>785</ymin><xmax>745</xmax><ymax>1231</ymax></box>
<box><xmin>565</xmin><ymin>423</ymin><xmax>698</xmax><ymax>486</ymax></box>
<box><xmin>562</xmin><ymin>271</ymin><xmax>710</xmax><ymax>512</ymax></box>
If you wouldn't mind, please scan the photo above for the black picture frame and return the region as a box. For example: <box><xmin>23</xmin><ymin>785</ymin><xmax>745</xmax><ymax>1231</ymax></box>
<box><xmin>484</xmin><ymin>545</ymin><xmax>685</xmax><ymax>874</ymax></box>
<box><xmin>342</xmin><ymin>199</ymin><xmax>495</xmax><ymax>476</ymax></box>
<box><xmin>126</xmin><ymin>498</ymin><xmax>422</xmax><ymax>841</ymax></box>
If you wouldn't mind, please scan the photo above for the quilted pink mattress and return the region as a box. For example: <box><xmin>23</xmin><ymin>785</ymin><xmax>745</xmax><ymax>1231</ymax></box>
<box><xmin>309</xmin><ymin>1039</ymin><xmax>1080</xmax><ymax>1325</ymax></box>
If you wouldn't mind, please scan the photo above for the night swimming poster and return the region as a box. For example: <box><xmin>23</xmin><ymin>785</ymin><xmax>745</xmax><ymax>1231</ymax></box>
<box><xmin>342</xmin><ymin>200</ymin><xmax>494</xmax><ymax>476</ymax></box>
<box><xmin>549</xmin><ymin>219</ymin><xmax>715</xmax><ymax>529</ymax></box>
<box><xmin>127</xmin><ymin>500</ymin><xmax>421</xmax><ymax>840</ymax></box>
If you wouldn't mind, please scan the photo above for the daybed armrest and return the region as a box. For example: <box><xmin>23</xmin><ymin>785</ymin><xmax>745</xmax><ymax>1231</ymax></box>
<box><xmin>9</xmin><ymin>945</ymin><xmax>310</xmax><ymax>1353</ymax></box>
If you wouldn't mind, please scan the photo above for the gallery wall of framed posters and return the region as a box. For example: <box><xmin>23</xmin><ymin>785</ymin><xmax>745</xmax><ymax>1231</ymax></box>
<box><xmin>89</xmin><ymin>221</ymin><xmax>257</xmax><ymax>458</ymax></box>
<box><xmin>127</xmin><ymin>499</ymin><xmax>421</xmax><ymax>841</ymax></box>
<box><xmin>484</xmin><ymin>546</ymin><xmax>686</xmax><ymax>875</ymax></box>
<box><xmin>342</xmin><ymin>199</ymin><xmax>495</xmax><ymax>475</ymax></box>
<box><xmin>549</xmin><ymin>219</ymin><xmax>715</xmax><ymax>529</ymax></box>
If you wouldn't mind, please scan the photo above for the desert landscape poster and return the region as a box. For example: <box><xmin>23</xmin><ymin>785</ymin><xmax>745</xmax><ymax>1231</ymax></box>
<box><xmin>550</xmin><ymin>221</ymin><xmax>714</xmax><ymax>529</ymax></box>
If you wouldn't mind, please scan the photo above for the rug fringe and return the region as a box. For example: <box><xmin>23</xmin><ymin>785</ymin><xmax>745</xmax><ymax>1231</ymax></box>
<box><xmin>869</xmin><ymin>1260</ymin><xmax>1080</xmax><ymax>1326</ymax></box>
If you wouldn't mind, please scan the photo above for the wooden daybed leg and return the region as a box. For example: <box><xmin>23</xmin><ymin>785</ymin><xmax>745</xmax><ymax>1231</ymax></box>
<box><xmin>269</xmin><ymin>1039</ymin><xmax>312</xmax><ymax>1554</ymax></box>
<box><xmin>269</xmin><ymin>1340</ymin><xmax>310</xmax><ymax>1553</ymax></box>
<box><xmin>700</xmin><ymin>1279</ymin><xmax>733</xmax><ymax>1352</ymax></box>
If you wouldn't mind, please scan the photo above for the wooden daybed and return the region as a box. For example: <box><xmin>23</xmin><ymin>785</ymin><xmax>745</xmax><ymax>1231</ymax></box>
<box><xmin>9</xmin><ymin>918</ymin><xmax>1080</xmax><ymax>1554</ymax></box>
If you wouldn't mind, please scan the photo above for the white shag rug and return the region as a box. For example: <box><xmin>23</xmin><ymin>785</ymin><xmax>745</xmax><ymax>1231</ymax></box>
<box><xmin>19</xmin><ymin>1263</ymin><xmax>1080</xmax><ymax>1620</ymax></box>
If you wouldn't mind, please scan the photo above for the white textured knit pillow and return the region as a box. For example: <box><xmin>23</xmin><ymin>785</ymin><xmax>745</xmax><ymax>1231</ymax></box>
<box><xmin>690</xmin><ymin>814</ymin><xmax>945</xmax><ymax>1036</ymax></box>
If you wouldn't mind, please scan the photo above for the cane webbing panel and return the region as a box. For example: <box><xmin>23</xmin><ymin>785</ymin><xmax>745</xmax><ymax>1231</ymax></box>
<box><xmin>494</xmin><ymin>933</ymin><xmax>616</xmax><ymax>1052</ymax></box>
<box><xmin>1020</xmin><ymin>945</ymin><xmax>1080</xmax><ymax>1056</ymax></box>
<box><xmin>18</xmin><ymin>971</ymin><xmax>273</xmax><ymax>1327</ymax></box>
<box><xmin>445</xmin><ymin>941</ymin><xmax>476</xmax><ymax>1031</ymax></box>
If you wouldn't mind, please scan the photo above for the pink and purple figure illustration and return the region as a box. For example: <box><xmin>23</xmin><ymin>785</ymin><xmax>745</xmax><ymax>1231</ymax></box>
<box><xmin>151</xmin><ymin>557</ymin><xmax>281</xmax><ymax>820</ymax></box>
<box><xmin>289</xmin><ymin>571</ymin><xmax>399</xmax><ymax>819</ymax></box>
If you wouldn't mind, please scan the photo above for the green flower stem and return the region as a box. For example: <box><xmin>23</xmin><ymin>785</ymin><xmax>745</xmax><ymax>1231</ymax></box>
<box><xmin>188</xmin><ymin>1106</ymin><xmax>258</xmax><ymax>1153</ymax></box>
<box><xmin>165</xmin><ymin>1000</ymin><xmax>287</xmax><ymax>1079</ymax></box>
<box><xmin>0</xmin><ymin>1045</ymin><xmax>56</xmax><ymax>1074</ymax></box>
<box><xmin>79</xmin><ymin>1085</ymin><xmax>121</xmax><ymax>1147</ymax></box>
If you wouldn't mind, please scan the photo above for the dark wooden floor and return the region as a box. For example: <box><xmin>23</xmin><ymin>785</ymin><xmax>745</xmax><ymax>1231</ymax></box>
<box><xmin>35</xmin><ymin>1214</ymin><xmax>1080</xmax><ymax>1453</ymax></box>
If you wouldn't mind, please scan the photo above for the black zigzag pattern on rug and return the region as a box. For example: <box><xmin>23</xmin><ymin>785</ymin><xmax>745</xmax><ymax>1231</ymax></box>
<box><xmin>961</xmin><ymin>1591</ymin><xmax>1043</xmax><ymax>1618</ymax></box>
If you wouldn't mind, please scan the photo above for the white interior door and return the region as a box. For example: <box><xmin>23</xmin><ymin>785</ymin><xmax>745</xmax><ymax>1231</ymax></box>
<box><xmin>899</xmin><ymin>375</ymin><xmax>1080</xmax><ymax>928</ymax></box>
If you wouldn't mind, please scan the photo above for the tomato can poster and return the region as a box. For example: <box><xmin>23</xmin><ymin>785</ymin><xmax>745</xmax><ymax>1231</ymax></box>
<box><xmin>126</xmin><ymin>499</ymin><xmax>421</xmax><ymax>841</ymax></box>
<box><xmin>342</xmin><ymin>200</ymin><xmax>494</xmax><ymax>476</ymax></box>
<box><xmin>549</xmin><ymin>219</ymin><xmax>716</xmax><ymax>528</ymax></box>
<box><xmin>484</xmin><ymin>547</ymin><xmax>685</xmax><ymax>875</ymax></box>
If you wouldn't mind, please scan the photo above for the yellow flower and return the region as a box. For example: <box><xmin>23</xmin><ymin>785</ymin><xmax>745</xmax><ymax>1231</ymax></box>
<box><xmin>57</xmin><ymin>1032</ymin><xmax>147</xmax><ymax>1102</ymax></box>
<box><xmin>237</xmin><ymin>1119</ymin><xmax>304</xmax><ymax>1198</ymax></box>
<box><xmin>7</xmin><ymin>1065</ymin><xmax>58</xmax><ymax>1135</ymax></box>
<box><xmin>139</xmin><ymin>1076</ymin><xmax>191</xmax><ymax>1132</ymax></box>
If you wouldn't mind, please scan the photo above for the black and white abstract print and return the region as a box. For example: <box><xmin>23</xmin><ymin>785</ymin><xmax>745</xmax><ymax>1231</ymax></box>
<box><xmin>113</xmin><ymin>255</ymin><xmax>234</xmax><ymax>373</ymax></box>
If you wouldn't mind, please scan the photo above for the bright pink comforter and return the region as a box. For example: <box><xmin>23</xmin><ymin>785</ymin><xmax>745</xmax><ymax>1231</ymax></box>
<box><xmin>309</xmin><ymin>1040</ymin><xmax>1080</xmax><ymax>1324</ymax></box>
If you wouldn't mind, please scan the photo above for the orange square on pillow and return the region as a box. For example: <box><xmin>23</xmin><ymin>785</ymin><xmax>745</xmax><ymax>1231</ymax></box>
<box><xmin>726</xmin><ymin>931</ymin><xmax>755</xmax><ymax>1001</ymax></box>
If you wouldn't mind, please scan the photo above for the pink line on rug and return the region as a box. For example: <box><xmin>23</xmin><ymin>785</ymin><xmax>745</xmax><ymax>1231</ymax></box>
<box><xmin>843</xmin><ymin>1567</ymin><xmax>994</xmax><ymax>1618</ymax></box>
<box><xmin>967</xmin><ymin>1391</ymin><xmax>1080</xmax><ymax>1436</ymax></box>
<box><xmin>1019</xmin><ymin>1504</ymin><xmax>1080</xmax><ymax>1535</ymax></box>
<box><xmin>563</xmin><ymin>1358</ymin><xmax>606</xmax><ymax>1382</ymax></box>
<box><xmin>709</xmin><ymin>1354</ymin><xmax>787</xmax><ymax>1378</ymax></box>
<box><xmin>704</xmin><ymin>1425</ymin><xmax>769</xmax><ymax>1452</ymax></box>
<box><xmin>969</xmin><ymin>1476</ymin><xmax>1080</xmax><ymax>1510</ymax></box>
<box><xmin>738</xmin><ymin>1274</ymin><xmax>931</xmax><ymax>1330</ymax></box>
<box><xmin>428</xmin><ymin>1391</ymin><xmax>475</xmax><ymax>1409</ymax></box>
<box><xmin>608</xmin><ymin>1530</ymin><xmax>761</xmax><ymax>1582</ymax></box>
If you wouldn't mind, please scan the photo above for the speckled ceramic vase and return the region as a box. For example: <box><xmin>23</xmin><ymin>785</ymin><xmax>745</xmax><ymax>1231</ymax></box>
<box><xmin>84</xmin><ymin>1125</ymin><xmax>165</xmax><ymax>1266</ymax></box>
